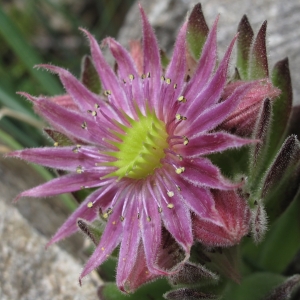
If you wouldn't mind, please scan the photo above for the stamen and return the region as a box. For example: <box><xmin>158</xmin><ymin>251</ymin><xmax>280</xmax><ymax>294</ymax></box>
<box><xmin>167</xmin><ymin>191</ymin><xmax>174</xmax><ymax>197</ymax></box>
<box><xmin>147</xmin><ymin>72</ymin><xmax>151</xmax><ymax>78</ymax></box>
<box><xmin>158</xmin><ymin>207</ymin><xmax>162</xmax><ymax>213</ymax></box>
<box><xmin>175</xmin><ymin>114</ymin><xmax>187</xmax><ymax>121</ymax></box>
<box><xmin>173</xmin><ymin>83</ymin><xmax>177</xmax><ymax>89</ymax></box>
<box><xmin>183</xmin><ymin>136</ymin><xmax>189</xmax><ymax>145</ymax></box>
<box><xmin>104</xmin><ymin>90</ymin><xmax>112</xmax><ymax>96</ymax></box>
<box><xmin>147</xmin><ymin>216</ymin><xmax>151</xmax><ymax>222</ymax></box>
<box><xmin>129</xmin><ymin>74</ymin><xmax>135</xmax><ymax>80</ymax></box>
<box><xmin>167</xmin><ymin>203</ymin><xmax>174</xmax><ymax>209</ymax></box>
<box><xmin>81</xmin><ymin>121</ymin><xmax>87</xmax><ymax>129</ymax></box>
<box><xmin>94</xmin><ymin>104</ymin><xmax>100</xmax><ymax>109</ymax></box>
<box><xmin>76</xmin><ymin>165</ymin><xmax>84</xmax><ymax>174</ymax></box>
<box><xmin>141</xmin><ymin>74</ymin><xmax>146</xmax><ymax>79</ymax></box>
<box><xmin>120</xmin><ymin>216</ymin><xmax>125</xmax><ymax>222</ymax></box>
<box><xmin>161</xmin><ymin>75</ymin><xmax>165</xmax><ymax>81</ymax></box>
<box><xmin>87</xmin><ymin>201</ymin><xmax>93</xmax><ymax>208</ymax></box>
<box><xmin>165</xmin><ymin>78</ymin><xmax>171</xmax><ymax>84</ymax></box>
<box><xmin>175</xmin><ymin>167</ymin><xmax>185</xmax><ymax>174</ymax></box>
<box><xmin>178</xmin><ymin>95</ymin><xmax>187</xmax><ymax>103</ymax></box>
<box><xmin>123</xmin><ymin>79</ymin><xmax>126</xmax><ymax>84</ymax></box>
<box><xmin>54</xmin><ymin>142</ymin><xmax>59</xmax><ymax>147</ymax></box>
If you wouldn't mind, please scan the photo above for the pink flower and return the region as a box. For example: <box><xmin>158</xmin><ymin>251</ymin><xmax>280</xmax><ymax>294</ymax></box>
<box><xmin>9</xmin><ymin>7</ymin><xmax>256</xmax><ymax>292</ymax></box>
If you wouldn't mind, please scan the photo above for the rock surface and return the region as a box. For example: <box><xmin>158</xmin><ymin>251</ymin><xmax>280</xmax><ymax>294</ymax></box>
<box><xmin>119</xmin><ymin>0</ymin><xmax>300</xmax><ymax>104</ymax></box>
<box><xmin>0</xmin><ymin>157</ymin><xmax>101</xmax><ymax>299</ymax></box>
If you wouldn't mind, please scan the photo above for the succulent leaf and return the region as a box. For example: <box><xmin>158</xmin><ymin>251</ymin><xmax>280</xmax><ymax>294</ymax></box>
<box><xmin>236</xmin><ymin>15</ymin><xmax>254</xmax><ymax>79</ymax></box>
<box><xmin>249</xmin><ymin>21</ymin><xmax>269</xmax><ymax>79</ymax></box>
<box><xmin>186</xmin><ymin>3</ymin><xmax>209</xmax><ymax>60</ymax></box>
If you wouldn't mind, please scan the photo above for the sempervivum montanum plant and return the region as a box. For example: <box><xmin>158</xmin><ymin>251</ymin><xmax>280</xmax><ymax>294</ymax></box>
<box><xmin>9</xmin><ymin>5</ymin><xmax>271</xmax><ymax>294</ymax></box>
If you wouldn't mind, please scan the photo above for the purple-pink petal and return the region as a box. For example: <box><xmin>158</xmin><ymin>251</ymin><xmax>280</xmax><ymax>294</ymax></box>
<box><xmin>116</xmin><ymin>196</ymin><xmax>141</xmax><ymax>291</ymax></box>
<box><xmin>8</xmin><ymin>146</ymin><xmax>104</xmax><ymax>172</ymax></box>
<box><xmin>186</xmin><ymin>82</ymin><xmax>256</xmax><ymax>137</ymax></box>
<box><xmin>176</xmin><ymin>132</ymin><xmax>256</xmax><ymax>157</ymax></box>
<box><xmin>14</xmin><ymin>172</ymin><xmax>105</xmax><ymax>201</ymax></box>
<box><xmin>37</xmin><ymin>64</ymin><xmax>103</xmax><ymax>112</ymax></box>
<box><xmin>180</xmin><ymin>157</ymin><xmax>241</xmax><ymax>190</ymax></box>
<box><xmin>141</xmin><ymin>183</ymin><xmax>163</xmax><ymax>275</ymax></box>
<box><xmin>184</xmin><ymin>16</ymin><xmax>219</xmax><ymax>100</ymax></box>
<box><xmin>47</xmin><ymin>185</ymin><xmax>117</xmax><ymax>246</ymax></box>
<box><xmin>139</xmin><ymin>5</ymin><xmax>162</xmax><ymax>108</ymax></box>
<box><xmin>157</xmin><ymin>176</ymin><xmax>193</xmax><ymax>252</ymax></box>
<box><xmin>80</xmin><ymin>199</ymin><xmax>124</xmax><ymax>280</ymax></box>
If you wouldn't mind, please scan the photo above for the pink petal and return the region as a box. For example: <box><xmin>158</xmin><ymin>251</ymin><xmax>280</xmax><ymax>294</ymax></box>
<box><xmin>160</xmin><ymin>22</ymin><xmax>187</xmax><ymax>121</ymax></box>
<box><xmin>157</xmin><ymin>177</ymin><xmax>193</xmax><ymax>253</ymax></box>
<box><xmin>176</xmin><ymin>132</ymin><xmax>256</xmax><ymax>157</ymax></box>
<box><xmin>185</xmin><ymin>35</ymin><xmax>238</xmax><ymax>121</ymax></box>
<box><xmin>141</xmin><ymin>183</ymin><xmax>163</xmax><ymax>274</ymax></box>
<box><xmin>116</xmin><ymin>196</ymin><xmax>141</xmax><ymax>292</ymax></box>
<box><xmin>37</xmin><ymin>64</ymin><xmax>103</xmax><ymax>112</ymax></box>
<box><xmin>172</xmin><ymin>176</ymin><xmax>217</xmax><ymax>221</ymax></box>
<box><xmin>80</xmin><ymin>29</ymin><xmax>133</xmax><ymax>116</ymax></box>
<box><xmin>33</xmin><ymin>98</ymin><xmax>111</xmax><ymax>147</ymax></box>
<box><xmin>49</xmin><ymin>94</ymin><xmax>79</xmax><ymax>111</ymax></box>
<box><xmin>186</xmin><ymin>82</ymin><xmax>256</xmax><ymax>137</ymax></box>
<box><xmin>193</xmin><ymin>190</ymin><xmax>251</xmax><ymax>247</ymax></box>
<box><xmin>80</xmin><ymin>199</ymin><xmax>124</xmax><ymax>280</ymax></box>
<box><xmin>118</xmin><ymin>242</ymin><xmax>159</xmax><ymax>293</ymax></box>
<box><xmin>139</xmin><ymin>5</ymin><xmax>162</xmax><ymax>108</ymax></box>
<box><xmin>184</xmin><ymin>16</ymin><xmax>219</xmax><ymax>100</ymax></box>
<box><xmin>14</xmin><ymin>171</ymin><xmax>105</xmax><ymax>201</ymax></box>
<box><xmin>105</xmin><ymin>37</ymin><xmax>144</xmax><ymax>113</ymax></box>
<box><xmin>47</xmin><ymin>185</ymin><xmax>117</xmax><ymax>246</ymax></box>
<box><xmin>8</xmin><ymin>146</ymin><xmax>104</xmax><ymax>172</ymax></box>
<box><xmin>180</xmin><ymin>157</ymin><xmax>241</xmax><ymax>190</ymax></box>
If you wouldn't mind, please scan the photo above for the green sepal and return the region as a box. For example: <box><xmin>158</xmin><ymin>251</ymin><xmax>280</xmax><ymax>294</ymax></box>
<box><xmin>254</xmin><ymin>191</ymin><xmax>300</xmax><ymax>273</ymax></box>
<box><xmin>222</xmin><ymin>273</ymin><xmax>285</xmax><ymax>300</ymax></box>
<box><xmin>44</xmin><ymin>128</ymin><xmax>74</xmax><ymax>146</ymax></box>
<box><xmin>98</xmin><ymin>257</ymin><xmax>117</xmax><ymax>282</ymax></box>
<box><xmin>160</xmin><ymin>49</ymin><xmax>170</xmax><ymax>69</ymax></box>
<box><xmin>264</xmin><ymin>275</ymin><xmax>300</xmax><ymax>300</ymax></box>
<box><xmin>249</xmin><ymin>21</ymin><xmax>269</xmax><ymax>79</ymax></box>
<box><xmin>98</xmin><ymin>279</ymin><xmax>171</xmax><ymax>300</ymax></box>
<box><xmin>186</xmin><ymin>3</ymin><xmax>209</xmax><ymax>60</ymax></box>
<box><xmin>267</xmin><ymin>58</ymin><xmax>293</xmax><ymax>159</ymax></box>
<box><xmin>80</xmin><ymin>55</ymin><xmax>101</xmax><ymax>94</ymax></box>
<box><xmin>236</xmin><ymin>15</ymin><xmax>254</xmax><ymax>79</ymax></box>
<box><xmin>260</xmin><ymin>135</ymin><xmax>300</xmax><ymax>223</ymax></box>
<box><xmin>287</xmin><ymin>105</ymin><xmax>300</xmax><ymax>137</ymax></box>
<box><xmin>248</xmin><ymin>98</ymin><xmax>272</xmax><ymax>190</ymax></box>
<box><xmin>77</xmin><ymin>218</ymin><xmax>104</xmax><ymax>245</ymax></box>
<box><xmin>164</xmin><ymin>288</ymin><xmax>219</xmax><ymax>300</ymax></box>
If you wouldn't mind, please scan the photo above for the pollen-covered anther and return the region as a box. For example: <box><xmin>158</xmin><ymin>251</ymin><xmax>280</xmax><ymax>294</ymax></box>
<box><xmin>87</xmin><ymin>201</ymin><xmax>93</xmax><ymax>208</ymax></box>
<box><xmin>104</xmin><ymin>90</ymin><xmax>112</xmax><ymax>96</ymax></box>
<box><xmin>183</xmin><ymin>136</ymin><xmax>189</xmax><ymax>145</ymax></box>
<box><xmin>174</xmin><ymin>84</ymin><xmax>177</xmax><ymax>89</ymax></box>
<box><xmin>76</xmin><ymin>165</ymin><xmax>84</xmax><ymax>174</ymax></box>
<box><xmin>175</xmin><ymin>167</ymin><xmax>185</xmax><ymax>174</ymax></box>
<box><xmin>165</xmin><ymin>78</ymin><xmax>171</xmax><ymax>84</ymax></box>
<box><xmin>147</xmin><ymin>216</ymin><xmax>151</xmax><ymax>222</ymax></box>
<box><xmin>54</xmin><ymin>142</ymin><xmax>59</xmax><ymax>147</ymax></box>
<box><xmin>158</xmin><ymin>207</ymin><xmax>162</xmax><ymax>213</ymax></box>
<box><xmin>81</xmin><ymin>121</ymin><xmax>87</xmax><ymax>129</ymax></box>
<box><xmin>161</xmin><ymin>75</ymin><xmax>165</xmax><ymax>81</ymax></box>
<box><xmin>141</xmin><ymin>74</ymin><xmax>146</xmax><ymax>79</ymax></box>
<box><xmin>167</xmin><ymin>203</ymin><xmax>174</xmax><ymax>209</ymax></box>
<box><xmin>167</xmin><ymin>191</ymin><xmax>174</xmax><ymax>197</ymax></box>
<box><xmin>175</xmin><ymin>114</ymin><xmax>187</xmax><ymax>121</ymax></box>
<box><xmin>147</xmin><ymin>72</ymin><xmax>151</xmax><ymax>78</ymax></box>
<box><xmin>94</xmin><ymin>104</ymin><xmax>100</xmax><ymax>109</ymax></box>
<box><xmin>177</xmin><ymin>95</ymin><xmax>187</xmax><ymax>103</ymax></box>
<box><xmin>120</xmin><ymin>216</ymin><xmax>125</xmax><ymax>222</ymax></box>
<box><xmin>176</xmin><ymin>154</ymin><xmax>183</xmax><ymax>161</ymax></box>
<box><xmin>129</xmin><ymin>74</ymin><xmax>135</xmax><ymax>80</ymax></box>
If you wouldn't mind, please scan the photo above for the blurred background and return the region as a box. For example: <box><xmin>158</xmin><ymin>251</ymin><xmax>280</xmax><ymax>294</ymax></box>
<box><xmin>0</xmin><ymin>0</ymin><xmax>135</xmax><ymax>151</ymax></box>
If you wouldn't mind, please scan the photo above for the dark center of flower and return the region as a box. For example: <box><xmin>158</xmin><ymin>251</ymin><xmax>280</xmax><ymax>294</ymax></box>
<box><xmin>106</xmin><ymin>108</ymin><xmax>168</xmax><ymax>180</ymax></box>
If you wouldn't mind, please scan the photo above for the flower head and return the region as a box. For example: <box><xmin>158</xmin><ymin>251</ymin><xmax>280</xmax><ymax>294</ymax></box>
<box><xmin>9</xmin><ymin>6</ymin><xmax>257</xmax><ymax>292</ymax></box>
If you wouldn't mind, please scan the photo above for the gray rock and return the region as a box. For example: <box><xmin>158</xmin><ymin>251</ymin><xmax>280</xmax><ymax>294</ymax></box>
<box><xmin>119</xmin><ymin>0</ymin><xmax>300</xmax><ymax>104</ymax></box>
<box><xmin>0</xmin><ymin>200</ymin><xmax>101</xmax><ymax>300</ymax></box>
<box><xmin>0</xmin><ymin>156</ymin><xmax>101</xmax><ymax>299</ymax></box>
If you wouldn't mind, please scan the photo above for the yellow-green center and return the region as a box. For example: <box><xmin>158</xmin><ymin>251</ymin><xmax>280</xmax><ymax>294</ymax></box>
<box><xmin>105</xmin><ymin>109</ymin><xmax>168</xmax><ymax>180</ymax></box>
